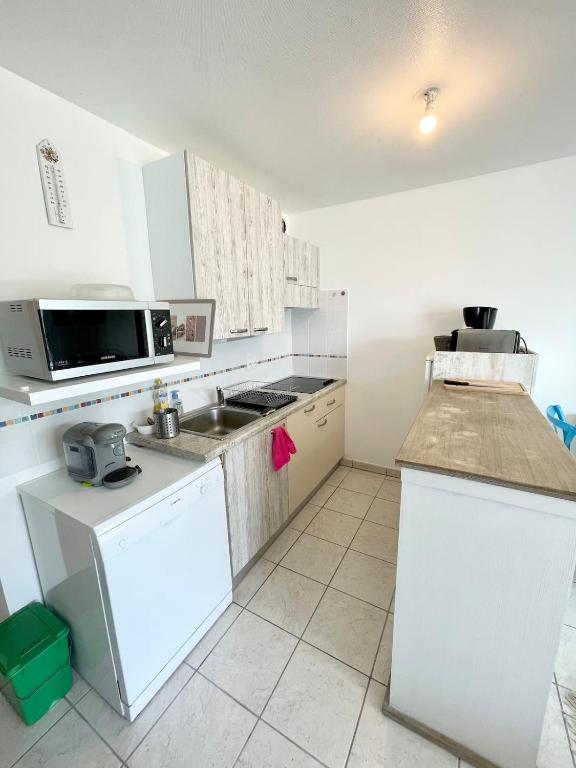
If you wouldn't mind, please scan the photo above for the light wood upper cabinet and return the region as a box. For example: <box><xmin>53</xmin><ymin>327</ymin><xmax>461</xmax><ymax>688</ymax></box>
<box><xmin>143</xmin><ymin>151</ymin><xmax>285</xmax><ymax>340</ymax></box>
<box><xmin>188</xmin><ymin>155</ymin><xmax>250</xmax><ymax>339</ymax></box>
<box><xmin>224</xmin><ymin>422</ymin><xmax>289</xmax><ymax>576</ymax></box>
<box><xmin>284</xmin><ymin>235</ymin><xmax>319</xmax><ymax>309</ymax></box>
<box><xmin>245</xmin><ymin>185</ymin><xmax>285</xmax><ymax>335</ymax></box>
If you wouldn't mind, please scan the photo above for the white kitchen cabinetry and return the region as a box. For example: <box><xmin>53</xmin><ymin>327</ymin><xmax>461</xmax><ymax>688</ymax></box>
<box><xmin>143</xmin><ymin>151</ymin><xmax>284</xmax><ymax>340</ymax></box>
<box><xmin>287</xmin><ymin>387</ymin><xmax>346</xmax><ymax>512</ymax></box>
<box><xmin>284</xmin><ymin>235</ymin><xmax>319</xmax><ymax>309</ymax></box>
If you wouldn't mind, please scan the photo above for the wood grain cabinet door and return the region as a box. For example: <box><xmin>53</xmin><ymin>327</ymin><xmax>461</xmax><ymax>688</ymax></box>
<box><xmin>187</xmin><ymin>154</ymin><xmax>250</xmax><ymax>340</ymax></box>
<box><xmin>245</xmin><ymin>186</ymin><xmax>285</xmax><ymax>335</ymax></box>
<box><xmin>224</xmin><ymin>425</ymin><xmax>288</xmax><ymax>576</ymax></box>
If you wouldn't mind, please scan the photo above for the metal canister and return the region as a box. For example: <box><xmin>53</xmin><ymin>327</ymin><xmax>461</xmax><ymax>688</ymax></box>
<box><xmin>153</xmin><ymin>408</ymin><xmax>180</xmax><ymax>439</ymax></box>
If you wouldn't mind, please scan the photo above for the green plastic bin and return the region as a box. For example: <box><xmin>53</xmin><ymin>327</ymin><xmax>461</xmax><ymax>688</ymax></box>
<box><xmin>0</xmin><ymin>603</ymin><xmax>72</xmax><ymax>725</ymax></box>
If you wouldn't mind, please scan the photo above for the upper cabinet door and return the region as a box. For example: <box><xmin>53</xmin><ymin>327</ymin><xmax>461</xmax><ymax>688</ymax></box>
<box><xmin>305</xmin><ymin>243</ymin><xmax>319</xmax><ymax>288</ymax></box>
<box><xmin>283</xmin><ymin>235</ymin><xmax>320</xmax><ymax>308</ymax></box>
<box><xmin>188</xmin><ymin>155</ymin><xmax>250</xmax><ymax>340</ymax></box>
<box><xmin>245</xmin><ymin>185</ymin><xmax>284</xmax><ymax>335</ymax></box>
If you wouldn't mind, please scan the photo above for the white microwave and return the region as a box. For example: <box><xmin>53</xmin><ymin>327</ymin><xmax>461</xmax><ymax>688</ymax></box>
<box><xmin>0</xmin><ymin>299</ymin><xmax>174</xmax><ymax>381</ymax></box>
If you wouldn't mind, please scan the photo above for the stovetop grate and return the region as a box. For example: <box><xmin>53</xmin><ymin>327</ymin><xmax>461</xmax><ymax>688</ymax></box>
<box><xmin>226</xmin><ymin>389</ymin><xmax>298</xmax><ymax>412</ymax></box>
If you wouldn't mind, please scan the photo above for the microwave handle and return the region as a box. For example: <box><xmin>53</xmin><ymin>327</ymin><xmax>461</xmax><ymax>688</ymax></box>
<box><xmin>144</xmin><ymin>310</ymin><xmax>155</xmax><ymax>360</ymax></box>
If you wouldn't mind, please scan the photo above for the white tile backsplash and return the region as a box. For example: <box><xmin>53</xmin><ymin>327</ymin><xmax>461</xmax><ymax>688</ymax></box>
<box><xmin>291</xmin><ymin>290</ymin><xmax>348</xmax><ymax>379</ymax></box>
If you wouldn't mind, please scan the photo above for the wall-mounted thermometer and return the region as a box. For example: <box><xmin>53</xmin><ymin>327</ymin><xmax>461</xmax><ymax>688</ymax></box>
<box><xmin>36</xmin><ymin>139</ymin><xmax>72</xmax><ymax>228</ymax></box>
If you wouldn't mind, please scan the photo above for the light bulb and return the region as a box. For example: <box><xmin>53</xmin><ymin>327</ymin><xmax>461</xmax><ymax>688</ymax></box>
<box><xmin>418</xmin><ymin>86</ymin><xmax>440</xmax><ymax>135</ymax></box>
<box><xmin>419</xmin><ymin>113</ymin><xmax>437</xmax><ymax>134</ymax></box>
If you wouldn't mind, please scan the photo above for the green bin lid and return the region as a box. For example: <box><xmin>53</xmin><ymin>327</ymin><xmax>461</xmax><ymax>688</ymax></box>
<box><xmin>0</xmin><ymin>603</ymin><xmax>69</xmax><ymax>679</ymax></box>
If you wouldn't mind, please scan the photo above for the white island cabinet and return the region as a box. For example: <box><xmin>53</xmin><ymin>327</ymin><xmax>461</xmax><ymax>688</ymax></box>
<box><xmin>389</xmin><ymin>382</ymin><xmax>576</xmax><ymax>768</ymax></box>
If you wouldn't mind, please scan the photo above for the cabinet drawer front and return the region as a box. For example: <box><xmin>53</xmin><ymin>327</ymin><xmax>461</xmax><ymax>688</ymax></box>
<box><xmin>319</xmin><ymin>386</ymin><xmax>345</xmax><ymax>415</ymax></box>
<box><xmin>314</xmin><ymin>405</ymin><xmax>345</xmax><ymax>480</ymax></box>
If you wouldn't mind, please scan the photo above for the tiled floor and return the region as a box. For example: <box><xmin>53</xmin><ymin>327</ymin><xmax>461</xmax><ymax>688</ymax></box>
<box><xmin>2</xmin><ymin>467</ymin><xmax>576</xmax><ymax>767</ymax></box>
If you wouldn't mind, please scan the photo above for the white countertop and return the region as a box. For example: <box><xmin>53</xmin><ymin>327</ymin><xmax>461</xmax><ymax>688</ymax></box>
<box><xmin>18</xmin><ymin>446</ymin><xmax>219</xmax><ymax>534</ymax></box>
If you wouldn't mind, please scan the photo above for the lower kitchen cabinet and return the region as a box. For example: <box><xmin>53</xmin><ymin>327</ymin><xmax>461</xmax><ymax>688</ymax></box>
<box><xmin>287</xmin><ymin>389</ymin><xmax>346</xmax><ymax>512</ymax></box>
<box><xmin>224</xmin><ymin>422</ymin><xmax>289</xmax><ymax>576</ymax></box>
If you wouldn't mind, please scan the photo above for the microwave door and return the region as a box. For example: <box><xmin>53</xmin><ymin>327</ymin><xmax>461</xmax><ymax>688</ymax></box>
<box><xmin>39</xmin><ymin>309</ymin><xmax>154</xmax><ymax>380</ymax></box>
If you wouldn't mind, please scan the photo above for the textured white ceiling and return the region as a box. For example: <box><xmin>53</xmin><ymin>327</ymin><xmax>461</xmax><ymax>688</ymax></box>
<box><xmin>1</xmin><ymin>0</ymin><xmax>575</xmax><ymax>211</ymax></box>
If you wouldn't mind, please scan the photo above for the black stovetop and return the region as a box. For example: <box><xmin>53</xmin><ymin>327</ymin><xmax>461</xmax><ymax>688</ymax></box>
<box><xmin>263</xmin><ymin>376</ymin><xmax>336</xmax><ymax>394</ymax></box>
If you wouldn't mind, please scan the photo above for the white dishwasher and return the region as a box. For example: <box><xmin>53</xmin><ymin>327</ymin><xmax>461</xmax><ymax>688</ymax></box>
<box><xmin>19</xmin><ymin>446</ymin><xmax>232</xmax><ymax>721</ymax></box>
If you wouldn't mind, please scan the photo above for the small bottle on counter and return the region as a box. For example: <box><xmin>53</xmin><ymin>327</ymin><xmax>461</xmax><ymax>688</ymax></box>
<box><xmin>153</xmin><ymin>378</ymin><xmax>169</xmax><ymax>413</ymax></box>
<box><xmin>170</xmin><ymin>389</ymin><xmax>184</xmax><ymax>417</ymax></box>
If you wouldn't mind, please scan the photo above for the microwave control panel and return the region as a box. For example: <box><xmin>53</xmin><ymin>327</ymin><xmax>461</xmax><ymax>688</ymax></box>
<box><xmin>151</xmin><ymin>309</ymin><xmax>174</xmax><ymax>357</ymax></box>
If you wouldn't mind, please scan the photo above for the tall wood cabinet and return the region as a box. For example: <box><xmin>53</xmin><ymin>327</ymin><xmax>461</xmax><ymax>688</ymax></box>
<box><xmin>284</xmin><ymin>235</ymin><xmax>319</xmax><ymax>309</ymax></box>
<box><xmin>224</xmin><ymin>423</ymin><xmax>289</xmax><ymax>576</ymax></box>
<box><xmin>143</xmin><ymin>151</ymin><xmax>284</xmax><ymax>340</ymax></box>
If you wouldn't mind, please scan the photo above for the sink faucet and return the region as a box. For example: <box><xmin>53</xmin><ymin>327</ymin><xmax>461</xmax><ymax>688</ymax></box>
<box><xmin>216</xmin><ymin>386</ymin><xmax>225</xmax><ymax>406</ymax></box>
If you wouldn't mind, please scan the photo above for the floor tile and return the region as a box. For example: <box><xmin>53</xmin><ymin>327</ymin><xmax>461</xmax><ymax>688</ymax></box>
<box><xmin>309</xmin><ymin>483</ymin><xmax>335</xmax><ymax>507</ymax></box>
<box><xmin>564</xmin><ymin>584</ymin><xmax>576</xmax><ymax>628</ymax></box>
<box><xmin>324</xmin><ymin>488</ymin><xmax>373</xmax><ymax>519</ymax></box>
<box><xmin>348</xmin><ymin>680</ymin><xmax>457</xmax><ymax>768</ymax></box>
<box><xmin>263</xmin><ymin>642</ymin><xmax>368</xmax><ymax>768</ymax></box>
<box><xmin>66</xmin><ymin>669</ymin><xmax>91</xmax><ymax>704</ymax></box>
<box><xmin>200</xmin><ymin>611</ymin><xmax>297</xmax><ymax>714</ymax></box>
<box><xmin>128</xmin><ymin>674</ymin><xmax>256</xmax><ymax>768</ymax></box>
<box><xmin>366</xmin><ymin>498</ymin><xmax>400</xmax><ymax>530</ymax></box>
<box><xmin>351</xmin><ymin>521</ymin><xmax>398</xmax><ymax>564</ymax></box>
<box><xmin>236</xmin><ymin>720</ymin><xmax>323</xmax><ymax>767</ymax></box>
<box><xmin>303</xmin><ymin>588</ymin><xmax>387</xmax><ymax>675</ymax></box>
<box><xmin>234</xmin><ymin>559</ymin><xmax>276</xmax><ymax>606</ymax></box>
<box><xmin>185</xmin><ymin>602</ymin><xmax>242</xmax><ymax>668</ymax></box>
<box><xmin>537</xmin><ymin>686</ymin><xmax>573</xmax><ymax>768</ymax></box>
<box><xmin>377</xmin><ymin>478</ymin><xmax>401</xmax><ymax>503</ymax></box>
<box><xmin>305</xmin><ymin>508</ymin><xmax>361</xmax><ymax>546</ymax></box>
<box><xmin>290</xmin><ymin>503</ymin><xmax>321</xmax><ymax>532</ymax></box>
<box><xmin>325</xmin><ymin>467</ymin><xmax>350</xmax><ymax>487</ymax></box>
<box><xmin>372</xmin><ymin>614</ymin><xmax>394</xmax><ymax>684</ymax></box>
<box><xmin>76</xmin><ymin>664</ymin><xmax>193</xmax><ymax>761</ymax></box>
<box><xmin>14</xmin><ymin>709</ymin><xmax>120</xmax><ymax>768</ymax></box>
<box><xmin>263</xmin><ymin>527</ymin><xmax>301</xmax><ymax>563</ymax></box>
<box><xmin>0</xmin><ymin>692</ymin><xmax>70</xmax><ymax>768</ymax></box>
<box><xmin>340</xmin><ymin>470</ymin><xmax>384</xmax><ymax>496</ymax></box>
<box><xmin>555</xmin><ymin>625</ymin><xmax>576</xmax><ymax>690</ymax></box>
<box><xmin>331</xmin><ymin>549</ymin><xmax>396</xmax><ymax>610</ymax></box>
<box><xmin>248</xmin><ymin>566</ymin><xmax>325</xmax><ymax>636</ymax></box>
<box><xmin>281</xmin><ymin>533</ymin><xmax>346</xmax><ymax>584</ymax></box>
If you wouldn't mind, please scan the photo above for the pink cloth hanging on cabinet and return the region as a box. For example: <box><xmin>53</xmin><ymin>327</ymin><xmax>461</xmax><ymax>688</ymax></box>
<box><xmin>271</xmin><ymin>425</ymin><xmax>297</xmax><ymax>471</ymax></box>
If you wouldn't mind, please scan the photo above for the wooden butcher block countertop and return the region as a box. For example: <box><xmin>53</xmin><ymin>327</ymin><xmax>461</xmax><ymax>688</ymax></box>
<box><xmin>396</xmin><ymin>380</ymin><xmax>576</xmax><ymax>501</ymax></box>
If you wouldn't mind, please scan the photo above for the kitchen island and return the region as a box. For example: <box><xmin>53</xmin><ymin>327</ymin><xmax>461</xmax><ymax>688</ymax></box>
<box><xmin>389</xmin><ymin>381</ymin><xmax>576</xmax><ymax>768</ymax></box>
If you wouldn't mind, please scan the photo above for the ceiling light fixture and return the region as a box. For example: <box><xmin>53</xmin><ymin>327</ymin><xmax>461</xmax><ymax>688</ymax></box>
<box><xmin>419</xmin><ymin>86</ymin><xmax>440</xmax><ymax>135</ymax></box>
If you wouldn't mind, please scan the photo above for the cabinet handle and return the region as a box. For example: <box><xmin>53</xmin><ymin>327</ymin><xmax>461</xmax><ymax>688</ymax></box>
<box><xmin>230</xmin><ymin>328</ymin><xmax>248</xmax><ymax>334</ymax></box>
<box><xmin>304</xmin><ymin>404</ymin><xmax>316</xmax><ymax>413</ymax></box>
<box><xmin>253</xmin><ymin>327</ymin><xmax>268</xmax><ymax>332</ymax></box>
<box><xmin>286</xmin><ymin>276</ymin><xmax>298</xmax><ymax>282</ymax></box>
<box><xmin>317</xmin><ymin>418</ymin><xmax>328</xmax><ymax>427</ymax></box>
<box><xmin>326</xmin><ymin>399</ymin><xmax>336</xmax><ymax>406</ymax></box>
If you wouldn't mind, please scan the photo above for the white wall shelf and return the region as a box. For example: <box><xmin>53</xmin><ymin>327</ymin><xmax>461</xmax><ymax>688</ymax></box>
<box><xmin>0</xmin><ymin>356</ymin><xmax>201</xmax><ymax>407</ymax></box>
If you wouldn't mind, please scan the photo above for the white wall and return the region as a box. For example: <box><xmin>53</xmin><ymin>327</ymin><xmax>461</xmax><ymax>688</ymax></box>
<box><xmin>0</xmin><ymin>66</ymin><xmax>165</xmax><ymax>303</ymax></box>
<box><xmin>0</xmin><ymin>66</ymin><xmax>294</xmax><ymax>616</ymax></box>
<box><xmin>287</xmin><ymin>156</ymin><xmax>576</xmax><ymax>468</ymax></box>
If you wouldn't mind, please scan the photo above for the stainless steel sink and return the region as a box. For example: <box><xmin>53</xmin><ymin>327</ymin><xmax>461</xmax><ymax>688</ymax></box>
<box><xmin>179</xmin><ymin>405</ymin><xmax>262</xmax><ymax>439</ymax></box>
